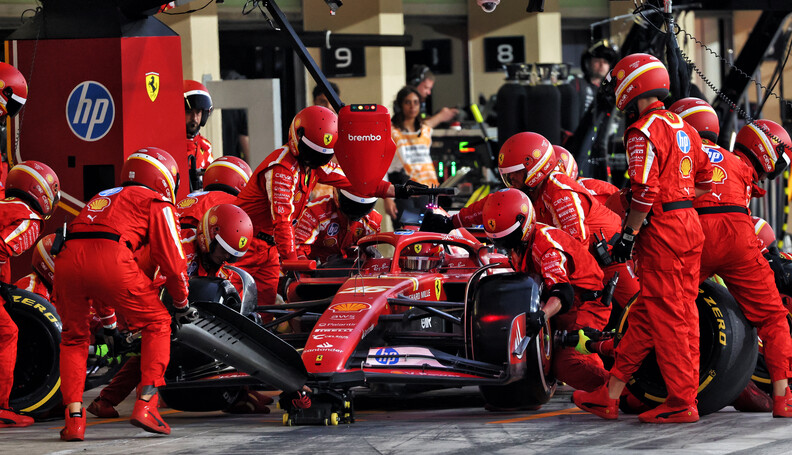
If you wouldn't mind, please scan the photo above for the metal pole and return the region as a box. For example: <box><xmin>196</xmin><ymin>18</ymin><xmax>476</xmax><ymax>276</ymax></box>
<box><xmin>263</xmin><ymin>0</ymin><xmax>343</xmax><ymax>112</ymax></box>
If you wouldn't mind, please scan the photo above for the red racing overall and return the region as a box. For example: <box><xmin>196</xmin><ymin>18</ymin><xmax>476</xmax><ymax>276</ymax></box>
<box><xmin>187</xmin><ymin>133</ymin><xmax>213</xmax><ymax>171</ymax></box>
<box><xmin>695</xmin><ymin>140</ymin><xmax>792</xmax><ymax>383</ymax></box>
<box><xmin>514</xmin><ymin>223</ymin><xmax>608</xmax><ymax>391</ymax></box>
<box><xmin>611</xmin><ymin>103</ymin><xmax>713</xmax><ymax>408</ymax></box>
<box><xmin>294</xmin><ymin>195</ymin><xmax>382</xmax><ymax>263</ymax></box>
<box><xmin>177</xmin><ymin>190</ymin><xmax>237</xmax><ymax>228</ymax></box>
<box><xmin>578</xmin><ymin>177</ymin><xmax>619</xmax><ymax>206</ymax></box>
<box><xmin>14</xmin><ymin>273</ymin><xmax>50</xmax><ymax>301</ymax></box>
<box><xmin>456</xmin><ymin>172</ymin><xmax>640</xmax><ymax>310</ymax></box>
<box><xmin>234</xmin><ymin>147</ymin><xmax>390</xmax><ymax>306</ymax></box>
<box><xmin>55</xmin><ymin>186</ymin><xmax>189</xmax><ymax>406</ymax></box>
<box><xmin>0</xmin><ymin>199</ymin><xmax>41</xmax><ymax>408</ymax></box>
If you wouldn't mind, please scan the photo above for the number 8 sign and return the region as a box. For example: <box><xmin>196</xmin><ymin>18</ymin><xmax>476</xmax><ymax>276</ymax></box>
<box><xmin>483</xmin><ymin>36</ymin><xmax>525</xmax><ymax>72</ymax></box>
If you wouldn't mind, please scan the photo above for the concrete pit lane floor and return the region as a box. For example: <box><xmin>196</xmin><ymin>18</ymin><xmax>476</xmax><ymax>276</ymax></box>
<box><xmin>7</xmin><ymin>385</ymin><xmax>792</xmax><ymax>455</ymax></box>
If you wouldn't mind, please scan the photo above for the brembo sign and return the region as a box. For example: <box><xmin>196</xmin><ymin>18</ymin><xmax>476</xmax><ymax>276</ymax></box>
<box><xmin>347</xmin><ymin>134</ymin><xmax>382</xmax><ymax>141</ymax></box>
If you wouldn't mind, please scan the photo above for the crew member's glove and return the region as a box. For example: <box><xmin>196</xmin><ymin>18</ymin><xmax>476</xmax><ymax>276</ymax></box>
<box><xmin>420</xmin><ymin>210</ymin><xmax>455</xmax><ymax>234</ymax></box>
<box><xmin>765</xmin><ymin>252</ymin><xmax>792</xmax><ymax>291</ymax></box>
<box><xmin>526</xmin><ymin>310</ymin><xmax>546</xmax><ymax>334</ymax></box>
<box><xmin>575</xmin><ymin>329</ymin><xmax>593</xmax><ymax>355</ymax></box>
<box><xmin>101</xmin><ymin>327</ymin><xmax>131</xmax><ymax>357</ymax></box>
<box><xmin>173</xmin><ymin>299</ymin><xmax>199</xmax><ymax>324</ymax></box>
<box><xmin>394</xmin><ymin>180</ymin><xmax>429</xmax><ymax>199</ymax></box>
<box><xmin>611</xmin><ymin>227</ymin><xmax>637</xmax><ymax>263</ymax></box>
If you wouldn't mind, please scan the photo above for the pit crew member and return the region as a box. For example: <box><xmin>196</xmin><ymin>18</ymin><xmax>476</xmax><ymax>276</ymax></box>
<box><xmin>56</xmin><ymin>148</ymin><xmax>190</xmax><ymax>440</ymax></box>
<box><xmin>483</xmin><ymin>188</ymin><xmax>609</xmax><ymax>393</ymax></box>
<box><xmin>574</xmin><ymin>54</ymin><xmax>712</xmax><ymax>423</ymax></box>
<box><xmin>177</xmin><ymin>156</ymin><xmax>252</xmax><ymax>228</ymax></box>
<box><xmin>14</xmin><ymin>233</ymin><xmax>56</xmax><ymax>301</ymax></box>
<box><xmin>185</xmin><ymin>80</ymin><xmax>214</xmax><ymax>171</ymax></box>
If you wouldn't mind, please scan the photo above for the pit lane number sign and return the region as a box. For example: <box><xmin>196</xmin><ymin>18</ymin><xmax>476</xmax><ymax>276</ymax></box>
<box><xmin>483</xmin><ymin>36</ymin><xmax>525</xmax><ymax>72</ymax></box>
<box><xmin>322</xmin><ymin>46</ymin><xmax>366</xmax><ymax>78</ymax></box>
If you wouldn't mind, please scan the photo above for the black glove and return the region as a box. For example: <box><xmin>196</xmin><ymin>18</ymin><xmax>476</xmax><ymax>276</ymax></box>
<box><xmin>611</xmin><ymin>228</ymin><xmax>637</xmax><ymax>263</ymax></box>
<box><xmin>394</xmin><ymin>180</ymin><xmax>429</xmax><ymax>199</ymax></box>
<box><xmin>420</xmin><ymin>210</ymin><xmax>455</xmax><ymax>234</ymax></box>
<box><xmin>101</xmin><ymin>327</ymin><xmax>130</xmax><ymax>358</ymax></box>
<box><xmin>765</xmin><ymin>252</ymin><xmax>792</xmax><ymax>291</ymax></box>
<box><xmin>526</xmin><ymin>310</ymin><xmax>546</xmax><ymax>333</ymax></box>
<box><xmin>174</xmin><ymin>300</ymin><xmax>199</xmax><ymax>324</ymax></box>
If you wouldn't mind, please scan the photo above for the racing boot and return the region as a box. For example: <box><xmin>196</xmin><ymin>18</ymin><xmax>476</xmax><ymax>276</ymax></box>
<box><xmin>573</xmin><ymin>385</ymin><xmax>618</xmax><ymax>420</ymax></box>
<box><xmin>130</xmin><ymin>386</ymin><xmax>170</xmax><ymax>435</ymax></box>
<box><xmin>732</xmin><ymin>382</ymin><xmax>772</xmax><ymax>413</ymax></box>
<box><xmin>637</xmin><ymin>402</ymin><xmax>698</xmax><ymax>423</ymax></box>
<box><xmin>0</xmin><ymin>407</ymin><xmax>34</xmax><ymax>428</ymax></box>
<box><xmin>60</xmin><ymin>408</ymin><xmax>86</xmax><ymax>441</ymax></box>
<box><xmin>87</xmin><ymin>396</ymin><xmax>120</xmax><ymax>418</ymax></box>
<box><xmin>772</xmin><ymin>388</ymin><xmax>792</xmax><ymax>417</ymax></box>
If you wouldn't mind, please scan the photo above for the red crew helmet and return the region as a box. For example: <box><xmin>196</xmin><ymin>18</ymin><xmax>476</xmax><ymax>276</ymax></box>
<box><xmin>669</xmin><ymin>97</ymin><xmax>720</xmax><ymax>142</ymax></box>
<box><xmin>734</xmin><ymin>119</ymin><xmax>792</xmax><ymax>180</ymax></box>
<box><xmin>288</xmin><ymin>105</ymin><xmax>337</xmax><ymax>169</ymax></box>
<box><xmin>498</xmin><ymin>132</ymin><xmax>555</xmax><ymax>190</ymax></box>
<box><xmin>482</xmin><ymin>188</ymin><xmax>536</xmax><ymax>250</ymax></box>
<box><xmin>202</xmin><ymin>156</ymin><xmax>252</xmax><ymax>195</ymax></box>
<box><xmin>553</xmin><ymin>145</ymin><xmax>579</xmax><ymax>180</ymax></box>
<box><xmin>606</xmin><ymin>53</ymin><xmax>670</xmax><ymax>112</ymax></box>
<box><xmin>6</xmin><ymin>160</ymin><xmax>60</xmax><ymax>219</ymax></box>
<box><xmin>31</xmin><ymin>233</ymin><xmax>56</xmax><ymax>286</ymax></box>
<box><xmin>751</xmin><ymin>216</ymin><xmax>777</xmax><ymax>253</ymax></box>
<box><xmin>198</xmin><ymin>204</ymin><xmax>254</xmax><ymax>262</ymax></box>
<box><xmin>0</xmin><ymin>62</ymin><xmax>27</xmax><ymax>118</ymax></box>
<box><xmin>122</xmin><ymin>147</ymin><xmax>180</xmax><ymax>203</ymax></box>
<box><xmin>183</xmin><ymin>80</ymin><xmax>213</xmax><ymax>127</ymax></box>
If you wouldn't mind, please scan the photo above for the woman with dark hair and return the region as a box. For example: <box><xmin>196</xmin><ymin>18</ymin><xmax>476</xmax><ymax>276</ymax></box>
<box><xmin>384</xmin><ymin>86</ymin><xmax>438</xmax><ymax>228</ymax></box>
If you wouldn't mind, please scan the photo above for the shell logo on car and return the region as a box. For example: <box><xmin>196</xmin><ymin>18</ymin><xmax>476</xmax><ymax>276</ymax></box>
<box><xmin>329</xmin><ymin>302</ymin><xmax>371</xmax><ymax>312</ymax></box>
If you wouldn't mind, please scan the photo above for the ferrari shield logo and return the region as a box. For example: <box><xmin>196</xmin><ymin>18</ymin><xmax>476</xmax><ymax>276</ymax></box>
<box><xmin>324</xmin><ymin>133</ymin><xmax>333</xmax><ymax>146</ymax></box>
<box><xmin>145</xmin><ymin>72</ymin><xmax>160</xmax><ymax>102</ymax></box>
<box><xmin>434</xmin><ymin>278</ymin><xmax>442</xmax><ymax>300</ymax></box>
<box><xmin>414</xmin><ymin>244</ymin><xmax>422</xmax><ymax>253</ymax></box>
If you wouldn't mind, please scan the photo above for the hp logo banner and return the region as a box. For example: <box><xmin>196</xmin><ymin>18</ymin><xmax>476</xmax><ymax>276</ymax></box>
<box><xmin>66</xmin><ymin>81</ymin><xmax>115</xmax><ymax>142</ymax></box>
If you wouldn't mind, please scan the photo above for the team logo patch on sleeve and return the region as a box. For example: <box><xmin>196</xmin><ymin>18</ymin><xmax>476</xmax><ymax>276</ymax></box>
<box><xmin>676</xmin><ymin>131</ymin><xmax>691</xmax><ymax>154</ymax></box>
<box><xmin>177</xmin><ymin>197</ymin><xmax>197</xmax><ymax>208</ymax></box>
<box><xmin>680</xmin><ymin>156</ymin><xmax>692</xmax><ymax>178</ymax></box>
<box><xmin>87</xmin><ymin>197</ymin><xmax>111</xmax><ymax>212</ymax></box>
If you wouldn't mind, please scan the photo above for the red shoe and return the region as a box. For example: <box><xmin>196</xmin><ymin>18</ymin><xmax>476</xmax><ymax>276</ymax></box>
<box><xmin>0</xmin><ymin>408</ymin><xmax>34</xmax><ymax>428</ymax></box>
<box><xmin>573</xmin><ymin>386</ymin><xmax>619</xmax><ymax>420</ymax></box>
<box><xmin>87</xmin><ymin>397</ymin><xmax>120</xmax><ymax>418</ymax></box>
<box><xmin>224</xmin><ymin>390</ymin><xmax>273</xmax><ymax>414</ymax></box>
<box><xmin>130</xmin><ymin>394</ymin><xmax>170</xmax><ymax>435</ymax></box>
<box><xmin>733</xmin><ymin>382</ymin><xmax>773</xmax><ymax>413</ymax></box>
<box><xmin>772</xmin><ymin>388</ymin><xmax>792</xmax><ymax>417</ymax></box>
<box><xmin>618</xmin><ymin>391</ymin><xmax>651</xmax><ymax>415</ymax></box>
<box><xmin>60</xmin><ymin>409</ymin><xmax>86</xmax><ymax>441</ymax></box>
<box><xmin>638</xmin><ymin>403</ymin><xmax>699</xmax><ymax>423</ymax></box>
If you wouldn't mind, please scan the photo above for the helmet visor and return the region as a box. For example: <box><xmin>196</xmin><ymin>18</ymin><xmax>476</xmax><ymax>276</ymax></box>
<box><xmin>768</xmin><ymin>145</ymin><xmax>790</xmax><ymax>180</ymax></box>
<box><xmin>3</xmin><ymin>87</ymin><xmax>25</xmax><ymax>118</ymax></box>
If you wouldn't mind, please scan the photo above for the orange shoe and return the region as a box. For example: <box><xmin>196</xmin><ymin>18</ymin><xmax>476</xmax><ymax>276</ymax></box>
<box><xmin>573</xmin><ymin>386</ymin><xmax>619</xmax><ymax>420</ymax></box>
<box><xmin>87</xmin><ymin>397</ymin><xmax>120</xmax><ymax>418</ymax></box>
<box><xmin>60</xmin><ymin>409</ymin><xmax>86</xmax><ymax>441</ymax></box>
<box><xmin>0</xmin><ymin>407</ymin><xmax>34</xmax><ymax>428</ymax></box>
<box><xmin>130</xmin><ymin>393</ymin><xmax>170</xmax><ymax>435</ymax></box>
<box><xmin>638</xmin><ymin>403</ymin><xmax>698</xmax><ymax>423</ymax></box>
<box><xmin>772</xmin><ymin>388</ymin><xmax>792</xmax><ymax>417</ymax></box>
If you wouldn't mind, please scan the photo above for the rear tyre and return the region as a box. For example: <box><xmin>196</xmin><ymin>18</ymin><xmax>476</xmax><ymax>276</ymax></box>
<box><xmin>619</xmin><ymin>280</ymin><xmax>758</xmax><ymax>416</ymax></box>
<box><xmin>8</xmin><ymin>289</ymin><xmax>62</xmax><ymax>419</ymax></box>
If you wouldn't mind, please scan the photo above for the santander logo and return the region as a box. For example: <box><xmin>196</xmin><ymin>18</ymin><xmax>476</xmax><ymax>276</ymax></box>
<box><xmin>347</xmin><ymin>134</ymin><xmax>381</xmax><ymax>141</ymax></box>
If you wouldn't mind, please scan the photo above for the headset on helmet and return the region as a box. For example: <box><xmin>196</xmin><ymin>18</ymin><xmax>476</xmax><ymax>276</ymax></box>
<box><xmin>288</xmin><ymin>105</ymin><xmax>337</xmax><ymax>169</ymax></box>
<box><xmin>580</xmin><ymin>40</ymin><xmax>618</xmax><ymax>78</ymax></box>
<box><xmin>553</xmin><ymin>145</ymin><xmax>579</xmax><ymax>180</ymax></box>
<box><xmin>498</xmin><ymin>132</ymin><xmax>556</xmax><ymax>190</ymax></box>
<box><xmin>734</xmin><ymin>119</ymin><xmax>792</xmax><ymax>180</ymax></box>
<box><xmin>0</xmin><ymin>62</ymin><xmax>27</xmax><ymax>118</ymax></box>
<box><xmin>184</xmin><ymin>80</ymin><xmax>213</xmax><ymax>127</ymax></box>
<box><xmin>483</xmin><ymin>188</ymin><xmax>536</xmax><ymax>251</ymax></box>
<box><xmin>669</xmin><ymin>97</ymin><xmax>720</xmax><ymax>142</ymax></box>
<box><xmin>202</xmin><ymin>156</ymin><xmax>252</xmax><ymax>196</ymax></box>
<box><xmin>31</xmin><ymin>233</ymin><xmax>56</xmax><ymax>287</ymax></box>
<box><xmin>336</xmin><ymin>189</ymin><xmax>377</xmax><ymax>222</ymax></box>
<box><xmin>6</xmin><ymin>160</ymin><xmax>60</xmax><ymax>219</ymax></box>
<box><xmin>121</xmin><ymin>147</ymin><xmax>180</xmax><ymax>203</ymax></box>
<box><xmin>197</xmin><ymin>204</ymin><xmax>254</xmax><ymax>263</ymax></box>
<box><xmin>604</xmin><ymin>53</ymin><xmax>670</xmax><ymax>112</ymax></box>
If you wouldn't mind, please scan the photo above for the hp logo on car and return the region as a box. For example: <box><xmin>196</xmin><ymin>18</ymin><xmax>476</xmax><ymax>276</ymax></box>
<box><xmin>66</xmin><ymin>81</ymin><xmax>115</xmax><ymax>142</ymax></box>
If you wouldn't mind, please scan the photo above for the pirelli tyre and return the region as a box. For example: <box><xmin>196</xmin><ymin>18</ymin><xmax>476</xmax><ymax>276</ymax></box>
<box><xmin>471</xmin><ymin>272</ymin><xmax>556</xmax><ymax>408</ymax></box>
<box><xmin>617</xmin><ymin>280</ymin><xmax>758</xmax><ymax>416</ymax></box>
<box><xmin>7</xmin><ymin>288</ymin><xmax>62</xmax><ymax>418</ymax></box>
